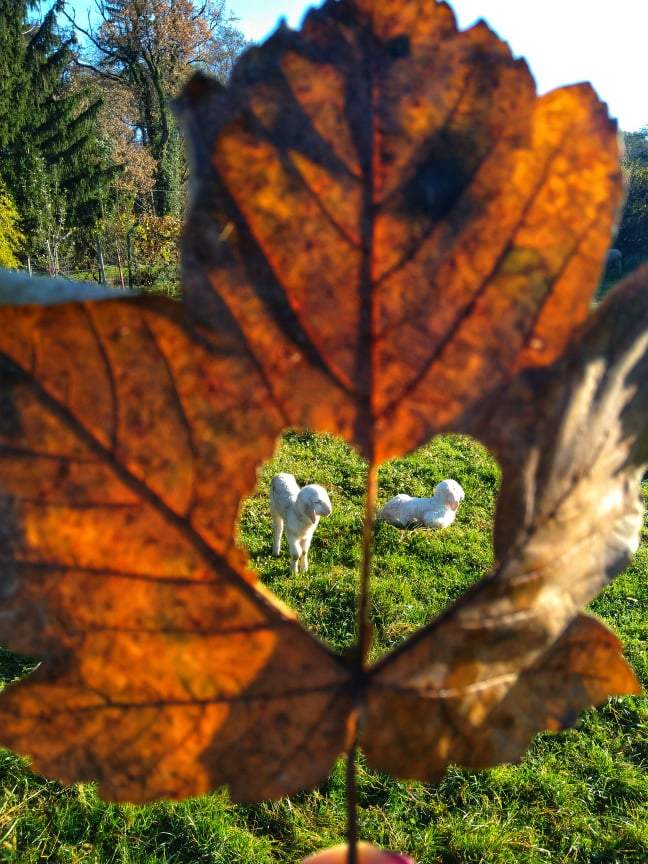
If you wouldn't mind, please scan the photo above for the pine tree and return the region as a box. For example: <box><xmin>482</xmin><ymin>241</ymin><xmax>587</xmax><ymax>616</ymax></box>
<box><xmin>0</xmin><ymin>2</ymin><xmax>120</xmax><ymax>271</ymax></box>
<box><xmin>0</xmin><ymin>0</ymin><xmax>32</xmax><ymax>150</ymax></box>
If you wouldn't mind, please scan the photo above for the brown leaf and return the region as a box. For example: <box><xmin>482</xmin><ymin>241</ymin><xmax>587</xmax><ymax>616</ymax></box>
<box><xmin>177</xmin><ymin>0</ymin><xmax>621</xmax><ymax>461</ymax></box>
<box><xmin>0</xmin><ymin>295</ymin><xmax>351</xmax><ymax>801</ymax></box>
<box><xmin>0</xmin><ymin>0</ymin><xmax>642</xmax><ymax>804</ymax></box>
<box><xmin>361</xmin><ymin>271</ymin><xmax>648</xmax><ymax>779</ymax></box>
<box><xmin>363</xmin><ymin>613</ymin><xmax>639</xmax><ymax>779</ymax></box>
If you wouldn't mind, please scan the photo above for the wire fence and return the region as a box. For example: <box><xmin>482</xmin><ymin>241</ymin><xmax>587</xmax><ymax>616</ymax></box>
<box><xmin>19</xmin><ymin>259</ymin><xmax>180</xmax><ymax>298</ymax></box>
<box><xmin>19</xmin><ymin>208</ymin><xmax>183</xmax><ymax>299</ymax></box>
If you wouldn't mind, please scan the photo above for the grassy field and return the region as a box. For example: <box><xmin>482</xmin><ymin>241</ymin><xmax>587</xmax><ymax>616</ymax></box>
<box><xmin>0</xmin><ymin>432</ymin><xmax>646</xmax><ymax>863</ymax></box>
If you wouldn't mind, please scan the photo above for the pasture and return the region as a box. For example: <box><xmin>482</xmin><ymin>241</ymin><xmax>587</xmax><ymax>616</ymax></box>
<box><xmin>0</xmin><ymin>431</ymin><xmax>645</xmax><ymax>862</ymax></box>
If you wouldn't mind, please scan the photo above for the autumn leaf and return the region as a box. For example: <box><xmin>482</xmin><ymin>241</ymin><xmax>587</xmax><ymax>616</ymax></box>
<box><xmin>0</xmin><ymin>0</ymin><xmax>644</xmax><ymax>805</ymax></box>
<box><xmin>177</xmin><ymin>0</ymin><xmax>621</xmax><ymax>461</ymax></box>
<box><xmin>362</xmin><ymin>269</ymin><xmax>648</xmax><ymax>776</ymax></box>
<box><xmin>0</xmin><ymin>292</ymin><xmax>352</xmax><ymax>801</ymax></box>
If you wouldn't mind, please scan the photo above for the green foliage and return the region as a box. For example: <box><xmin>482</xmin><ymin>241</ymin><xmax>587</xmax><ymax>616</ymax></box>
<box><xmin>0</xmin><ymin>3</ymin><xmax>119</xmax><ymax>271</ymax></box>
<box><xmin>133</xmin><ymin>212</ymin><xmax>182</xmax><ymax>292</ymax></box>
<box><xmin>616</xmin><ymin>161</ymin><xmax>648</xmax><ymax>265</ymax></box>
<box><xmin>624</xmin><ymin>130</ymin><xmax>648</xmax><ymax>166</ymax></box>
<box><xmin>614</xmin><ymin>130</ymin><xmax>648</xmax><ymax>271</ymax></box>
<box><xmin>154</xmin><ymin>124</ymin><xmax>184</xmax><ymax>217</ymax></box>
<box><xmin>0</xmin><ymin>432</ymin><xmax>645</xmax><ymax>862</ymax></box>
<box><xmin>0</xmin><ymin>179</ymin><xmax>24</xmax><ymax>268</ymax></box>
<box><xmin>0</xmin><ymin>0</ymin><xmax>31</xmax><ymax>151</ymax></box>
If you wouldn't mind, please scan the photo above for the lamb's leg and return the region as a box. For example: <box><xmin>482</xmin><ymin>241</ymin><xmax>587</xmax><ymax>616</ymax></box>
<box><xmin>271</xmin><ymin>510</ymin><xmax>284</xmax><ymax>556</ymax></box>
<box><xmin>297</xmin><ymin>540</ymin><xmax>307</xmax><ymax>572</ymax></box>
<box><xmin>300</xmin><ymin>534</ymin><xmax>313</xmax><ymax>572</ymax></box>
<box><xmin>287</xmin><ymin>535</ymin><xmax>301</xmax><ymax>575</ymax></box>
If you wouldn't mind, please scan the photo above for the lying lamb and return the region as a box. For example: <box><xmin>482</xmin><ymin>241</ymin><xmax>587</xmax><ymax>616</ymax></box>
<box><xmin>378</xmin><ymin>479</ymin><xmax>465</xmax><ymax>529</ymax></box>
<box><xmin>270</xmin><ymin>473</ymin><xmax>333</xmax><ymax>574</ymax></box>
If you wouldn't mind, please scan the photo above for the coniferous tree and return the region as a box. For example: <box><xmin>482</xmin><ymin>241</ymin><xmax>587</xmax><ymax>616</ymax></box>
<box><xmin>0</xmin><ymin>2</ymin><xmax>120</xmax><ymax>272</ymax></box>
<box><xmin>0</xmin><ymin>0</ymin><xmax>31</xmax><ymax>151</ymax></box>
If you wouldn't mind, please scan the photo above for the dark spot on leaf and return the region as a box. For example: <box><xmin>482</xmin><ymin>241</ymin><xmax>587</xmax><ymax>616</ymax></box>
<box><xmin>387</xmin><ymin>35</ymin><xmax>410</xmax><ymax>59</ymax></box>
<box><xmin>401</xmin><ymin>139</ymin><xmax>475</xmax><ymax>223</ymax></box>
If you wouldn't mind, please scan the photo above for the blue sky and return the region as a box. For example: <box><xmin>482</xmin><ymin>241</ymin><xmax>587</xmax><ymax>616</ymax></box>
<box><xmin>68</xmin><ymin>0</ymin><xmax>648</xmax><ymax>131</ymax></box>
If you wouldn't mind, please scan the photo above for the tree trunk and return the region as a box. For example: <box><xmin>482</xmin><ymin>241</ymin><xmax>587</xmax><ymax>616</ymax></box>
<box><xmin>126</xmin><ymin>226</ymin><xmax>135</xmax><ymax>290</ymax></box>
<box><xmin>96</xmin><ymin>239</ymin><xmax>106</xmax><ymax>284</ymax></box>
<box><xmin>149</xmin><ymin>105</ymin><xmax>182</xmax><ymax>217</ymax></box>
<box><xmin>116</xmin><ymin>246</ymin><xmax>126</xmax><ymax>290</ymax></box>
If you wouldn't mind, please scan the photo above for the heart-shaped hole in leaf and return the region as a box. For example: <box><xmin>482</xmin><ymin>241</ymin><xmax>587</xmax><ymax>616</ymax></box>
<box><xmin>239</xmin><ymin>430</ymin><xmax>499</xmax><ymax>659</ymax></box>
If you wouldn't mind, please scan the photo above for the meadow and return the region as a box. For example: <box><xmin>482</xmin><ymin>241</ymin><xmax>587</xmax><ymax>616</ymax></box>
<box><xmin>0</xmin><ymin>431</ymin><xmax>645</xmax><ymax>863</ymax></box>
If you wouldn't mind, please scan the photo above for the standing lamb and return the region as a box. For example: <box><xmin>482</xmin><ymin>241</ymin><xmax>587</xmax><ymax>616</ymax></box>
<box><xmin>270</xmin><ymin>473</ymin><xmax>333</xmax><ymax>574</ymax></box>
<box><xmin>378</xmin><ymin>479</ymin><xmax>465</xmax><ymax>529</ymax></box>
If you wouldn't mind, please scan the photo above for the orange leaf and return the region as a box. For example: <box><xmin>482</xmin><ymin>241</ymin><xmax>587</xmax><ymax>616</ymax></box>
<box><xmin>177</xmin><ymin>0</ymin><xmax>621</xmax><ymax>461</ymax></box>
<box><xmin>0</xmin><ymin>296</ymin><xmax>351</xmax><ymax>801</ymax></box>
<box><xmin>362</xmin><ymin>272</ymin><xmax>648</xmax><ymax>777</ymax></box>
<box><xmin>0</xmin><ymin>0</ymin><xmax>643</xmax><ymax>804</ymax></box>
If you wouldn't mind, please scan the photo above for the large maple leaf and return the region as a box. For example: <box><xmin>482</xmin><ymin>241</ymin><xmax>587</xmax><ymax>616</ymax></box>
<box><xmin>0</xmin><ymin>0</ymin><xmax>644</xmax><ymax>805</ymax></box>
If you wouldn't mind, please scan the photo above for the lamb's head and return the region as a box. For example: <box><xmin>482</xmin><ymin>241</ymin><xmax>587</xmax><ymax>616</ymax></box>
<box><xmin>433</xmin><ymin>479</ymin><xmax>465</xmax><ymax>512</ymax></box>
<box><xmin>297</xmin><ymin>484</ymin><xmax>333</xmax><ymax>523</ymax></box>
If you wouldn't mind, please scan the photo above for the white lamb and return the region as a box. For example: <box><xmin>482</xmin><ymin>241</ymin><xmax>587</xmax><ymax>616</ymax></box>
<box><xmin>378</xmin><ymin>479</ymin><xmax>465</xmax><ymax>529</ymax></box>
<box><xmin>270</xmin><ymin>473</ymin><xmax>333</xmax><ymax>574</ymax></box>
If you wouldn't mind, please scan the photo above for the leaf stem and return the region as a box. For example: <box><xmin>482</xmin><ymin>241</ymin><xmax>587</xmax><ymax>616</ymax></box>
<box><xmin>347</xmin><ymin>461</ymin><xmax>377</xmax><ymax>863</ymax></box>
<box><xmin>346</xmin><ymin>740</ymin><xmax>358</xmax><ymax>864</ymax></box>
<box><xmin>357</xmin><ymin>460</ymin><xmax>378</xmax><ymax>669</ymax></box>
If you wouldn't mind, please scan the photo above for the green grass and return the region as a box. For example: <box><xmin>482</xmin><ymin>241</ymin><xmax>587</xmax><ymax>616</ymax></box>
<box><xmin>0</xmin><ymin>432</ymin><xmax>646</xmax><ymax>862</ymax></box>
<box><xmin>241</xmin><ymin>431</ymin><xmax>499</xmax><ymax>659</ymax></box>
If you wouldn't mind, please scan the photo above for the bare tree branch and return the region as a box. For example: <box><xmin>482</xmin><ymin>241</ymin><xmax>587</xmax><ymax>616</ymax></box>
<box><xmin>73</xmin><ymin>58</ymin><xmax>124</xmax><ymax>83</ymax></box>
<box><xmin>59</xmin><ymin>7</ymin><xmax>121</xmax><ymax>61</ymax></box>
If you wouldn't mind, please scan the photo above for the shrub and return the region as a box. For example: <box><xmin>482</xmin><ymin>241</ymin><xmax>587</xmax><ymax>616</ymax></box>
<box><xmin>0</xmin><ymin>177</ymin><xmax>24</xmax><ymax>268</ymax></box>
<box><xmin>133</xmin><ymin>213</ymin><xmax>182</xmax><ymax>293</ymax></box>
<box><xmin>615</xmin><ymin>131</ymin><xmax>648</xmax><ymax>268</ymax></box>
